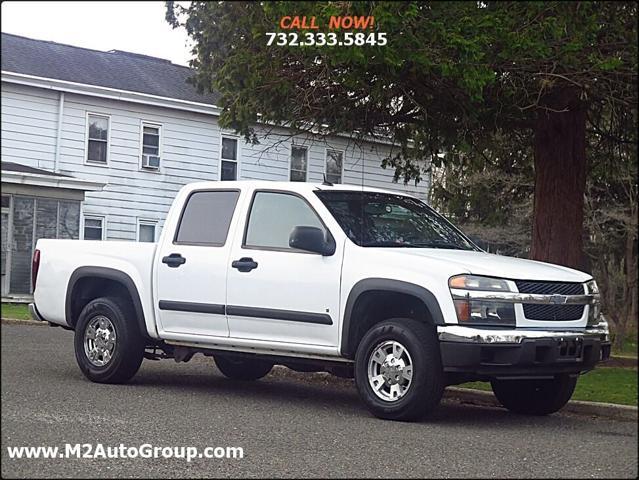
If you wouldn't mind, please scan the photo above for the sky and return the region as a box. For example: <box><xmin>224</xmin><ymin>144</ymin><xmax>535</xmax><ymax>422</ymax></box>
<box><xmin>1</xmin><ymin>1</ymin><xmax>193</xmax><ymax>66</ymax></box>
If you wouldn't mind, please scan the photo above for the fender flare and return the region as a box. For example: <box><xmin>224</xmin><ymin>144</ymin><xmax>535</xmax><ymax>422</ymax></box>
<box><xmin>66</xmin><ymin>266</ymin><xmax>150</xmax><ymax>340</ymax></box>
<box><xmin>340</xmin><ymin>278</ymin><xmax>445</xmax><ymax>357</ymax></box>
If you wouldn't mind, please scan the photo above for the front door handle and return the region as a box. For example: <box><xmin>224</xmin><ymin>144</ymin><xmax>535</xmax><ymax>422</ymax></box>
<box><xmin>162</xmin><ymin>253</ymin><xmax>186</xmax><ymax>268</ymax></box>
<box><xmin>232</xmin><ymin>257</ymin><xmax>258</xmax><ymax>272</ymax></box>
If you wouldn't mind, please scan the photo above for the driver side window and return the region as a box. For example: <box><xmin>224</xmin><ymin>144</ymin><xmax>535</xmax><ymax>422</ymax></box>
<box><xmin>244</xmin><ymin>191</ymin><xmax>325</xmax><ymax>250</ymax></box>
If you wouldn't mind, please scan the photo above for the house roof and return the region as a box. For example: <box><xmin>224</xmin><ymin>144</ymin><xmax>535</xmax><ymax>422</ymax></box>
<box><xmin>1</xmin><ymin>161</ymin><xmax>71</xmax><ymax>177</ymax></box>
<box><xmin>1</xmin><ymin>33</ymin><xmax>220</xmax><ymax>106</ymax></box>
<box><xmin>1</xmin><ymin>162</ymin><xmax>105</xmax><ymax>191</ymax></box>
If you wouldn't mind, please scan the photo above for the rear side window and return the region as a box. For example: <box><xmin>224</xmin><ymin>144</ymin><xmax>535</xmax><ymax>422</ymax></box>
<box><xmin>175</xmin><ymin>190</ymin><xmax>240</xmax><ymax>245</ymax></box>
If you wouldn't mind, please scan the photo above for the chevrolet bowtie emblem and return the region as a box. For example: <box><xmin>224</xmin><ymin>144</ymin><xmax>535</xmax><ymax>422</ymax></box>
<box><xmin>550</xmin><ymin>294</ymin><xmax>568</xmax><ymax>305</ymax></box>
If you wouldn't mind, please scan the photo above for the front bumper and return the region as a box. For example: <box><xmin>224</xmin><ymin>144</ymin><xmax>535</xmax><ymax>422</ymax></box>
<box><xmin>437</xmin><ymin>321</ymin><xmax>611</xmax><ymax>378</ymax></box>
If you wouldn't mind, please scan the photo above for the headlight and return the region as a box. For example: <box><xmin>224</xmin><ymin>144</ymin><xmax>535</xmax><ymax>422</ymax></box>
<box><xmin>449</xmin><ymin>275</ymin><xmax>515</xmax><ymax>326</ymax></box>
<box><xmin>585</xmin><ymin>279</ymin><xmax>599</xmax><ymax>294</ymax></box>
<box><xmin>586</xmin><ymin>279</ymin><xmax>601</xmax><ymax>325</ymax></box>
<box><xmin>449</xmin><ymin>275</ymin><xmax>512</xmax><ymax>292</ymax></box>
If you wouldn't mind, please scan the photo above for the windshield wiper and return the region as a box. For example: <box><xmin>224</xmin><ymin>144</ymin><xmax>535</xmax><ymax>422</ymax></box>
<box><xmin>362</xmin><ymin>240</ymin><xmax>468</xmax><ymax>249</ymax></box>
<box><xmin>361</xmin><ymin>240</ymin><xmax>413</xmax><ymax>247</ymax></box>
<box><xmin>405</xmin><ymin>241</ymin><xmax>468</xmax><ymax>250</ymax></box>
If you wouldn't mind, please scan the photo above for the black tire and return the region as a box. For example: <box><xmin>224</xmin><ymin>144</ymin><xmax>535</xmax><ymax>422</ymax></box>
<box><xmin>354</xmin><ymin>318</ymin><xmax>444</xmax><ymax>421</ymax></box>
<box><xmin>214</xmin><ymin>355</ymin><xmax>273</xmax><ymax>381</ymax></box>
<box><xmin>74</xmin><ymin>297</ymin><xmax>144</xmax><ymax>384</ymax></box>
<box><xmin>491</xmin><ymin>375</ymin><xmax>577</xmax><ymax>415</ymax></box>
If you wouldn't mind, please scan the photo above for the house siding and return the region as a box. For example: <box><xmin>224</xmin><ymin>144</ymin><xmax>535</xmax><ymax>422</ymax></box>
<box><xmin>1</xmin><ymin>82</ymin><xmax>430</xmax><ymax>241</ymax></box>
<box><xmin>1</xmin><ymin>84</ymin><xmax>59</xmax><ymax>171</ymax></box>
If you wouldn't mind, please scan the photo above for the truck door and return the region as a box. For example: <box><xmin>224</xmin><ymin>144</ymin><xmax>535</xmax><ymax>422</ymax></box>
<box><xmin>155</xmin><ymin>189</ymin><xmax>240</xmax><ymax>337</ymax></box>
<box><xmin>225</xmin><ymin>190</ymin><xmax>342</xmax><ymax>347</ymax></box>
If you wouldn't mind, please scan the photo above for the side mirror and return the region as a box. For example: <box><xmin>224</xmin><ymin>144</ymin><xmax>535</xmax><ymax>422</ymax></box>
<box><xmin>289</xmin><ymin>226</ymin><xmax>336</xmax><ymax>256</ymax></box>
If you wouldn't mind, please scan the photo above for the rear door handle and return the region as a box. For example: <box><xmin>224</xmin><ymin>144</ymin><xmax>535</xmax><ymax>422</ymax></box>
<box><xmin>232</xmin><ymin>257</ymin><xmax>258</xmax><ymax>272</ymax></box>
<box><xmin>162</xmin><ymin>253</ymin><xmax>186</xmax><ymax>268</ymax></box>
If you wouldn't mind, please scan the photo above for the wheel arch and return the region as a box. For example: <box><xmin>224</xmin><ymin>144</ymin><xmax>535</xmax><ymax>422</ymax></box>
<box><xmin>340</xmin><ymin>278</ymin><xmax>445</xmax><ymax>358</ymax></box>
<box><xmin>66</xmin><ymin>266</ymin><xmax>150</xmax><ymax>340</ymax></box>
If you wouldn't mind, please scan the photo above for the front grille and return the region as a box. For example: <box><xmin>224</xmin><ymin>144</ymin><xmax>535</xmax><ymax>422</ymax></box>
<box><xmin>515</xmin><ymin>281</ymin><xmax>585</xmax><ymax>321</ymax></box>
<box><xmin>521</xmin><ymin>303</ymin><xmax>585</xmax><ymax>321</ymax></box>
<box><xmin>515</xmin><ymin>281</ymin><xmax>584</xmax><ymax>295</ymax></box>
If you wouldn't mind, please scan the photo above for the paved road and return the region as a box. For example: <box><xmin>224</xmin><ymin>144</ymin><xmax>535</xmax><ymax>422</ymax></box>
<box><xmin>1</xmin><ymin>324</ymin><xmax>637</xmax><ymax>478</ymax></box>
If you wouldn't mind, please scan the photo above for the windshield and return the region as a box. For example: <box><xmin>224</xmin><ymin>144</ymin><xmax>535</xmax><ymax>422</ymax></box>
<box><xmin>315</xmin><ymin>191</ymin><xmax>478</xmax><ymax>250</ymax></box>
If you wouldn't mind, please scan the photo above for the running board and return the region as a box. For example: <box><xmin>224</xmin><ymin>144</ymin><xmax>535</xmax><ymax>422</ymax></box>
<box><xmin>164</xmin><ymin>340</ymin><xmax>353</xmax><ymax>364</ymax></box>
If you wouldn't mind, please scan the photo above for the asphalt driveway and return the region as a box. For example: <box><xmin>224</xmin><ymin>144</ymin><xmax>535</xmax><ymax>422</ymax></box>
<box><xmin>1</xmin><ymin>324</ymin><xmax>637</xmax><ymax>478</ymax></box>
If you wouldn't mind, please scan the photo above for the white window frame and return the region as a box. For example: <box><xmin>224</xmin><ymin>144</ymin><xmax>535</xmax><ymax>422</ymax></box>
<box><xmin>81</xmin><ymin>214</ymin><xmax>106</xmax><ymax>240</ymax></box>
<box><xmin>1</xmin><ymin>194</ymin><xmax>13</xmax><ymax>296</ymax></box>
<box><xmin>85</xmin><ymin>112</ymin><xmax>111</xmax><ymax>166</ymax></box>
<box><xmin>139</xmin><ymin>121</ymin><xmax>163</xmax><ymax>172</ymax></box>
<box><xmin>289</xmin><ymin>144</ymin><xmax>309</xmax><ymax>182</ymax></box>
<box><xmin>324</xmin><ymin>148</ymin><xmax>345</xmax><ymax>184</ymax></box>
<box><xmin>137</xmin><ymin>218</ymin><xmax>157</xmax><ymax>242</ymax></box>
<box><xmin>219</xmin><ymin>134</ymin><xmax>240</xmax><ymax>181</ymax></box>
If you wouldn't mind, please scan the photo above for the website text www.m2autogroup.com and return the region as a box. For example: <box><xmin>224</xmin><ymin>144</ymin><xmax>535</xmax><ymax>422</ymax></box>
<box><xmin>6</xmin><ymin>444</ymin><xmax>244</xmax><ymax>462</ymax></box>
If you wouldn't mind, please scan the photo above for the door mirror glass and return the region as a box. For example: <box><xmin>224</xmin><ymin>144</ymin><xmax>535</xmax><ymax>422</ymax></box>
<box><xmin>289</xmin><ymin>226</ymin><xmax>335</xmax><ymax>256</ymax></box>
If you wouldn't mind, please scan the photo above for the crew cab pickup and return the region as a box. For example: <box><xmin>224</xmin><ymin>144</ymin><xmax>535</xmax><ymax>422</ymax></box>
<box><xmin>31</xmin><ymin>181</ymin><xmax>610</xmax><ymax>421</ymax></box>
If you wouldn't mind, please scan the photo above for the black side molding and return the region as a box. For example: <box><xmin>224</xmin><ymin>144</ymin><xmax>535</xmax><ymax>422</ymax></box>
<box><xmin>157</xmin><ymin>302</ymin><xmax>332</xmax><ymax>325</ymax></box>
<box><xmin>226</xmin><ymin>305</ymin><xmax>333</xmax><ymax>325</ymax></box>
<box><xmin>158</xmin><ymin>300</ymin><xmax>225</xmax><ymax>315</ymax></box>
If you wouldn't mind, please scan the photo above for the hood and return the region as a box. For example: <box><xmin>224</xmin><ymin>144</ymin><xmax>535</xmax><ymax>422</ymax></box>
<box><xmin>372</xmin><ymin>248</ymin><xmax>592</xmax><ymax>283</ymax></box>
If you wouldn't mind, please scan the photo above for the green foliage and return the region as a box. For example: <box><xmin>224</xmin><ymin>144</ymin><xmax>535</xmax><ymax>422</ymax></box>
<box><xmin>1</xmin><ymin>303</ymin><xmax>31</xmax><ymax>320</ymax></box>
<box><xmin>462</xmin><ymin>367</ymin><xmax>638</xmax><ymax>406</ymax></box>
<box><xmin>167</xmin><ymin>1</ymin><xmax>636</xmax><ymax>182</ymax></box>
<box><xmin>429</xmin><ymin>129</ymin><xmax>535</xmax><ymax>256</ymax></box>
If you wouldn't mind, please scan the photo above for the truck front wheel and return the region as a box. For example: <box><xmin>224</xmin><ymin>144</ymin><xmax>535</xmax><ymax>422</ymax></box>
<box><xmin>354</xmin><ymin>318</ymin><xmax>444</xmax><ymax>421</ymax></box>
<box><xmin>490</xmin><ymin>375</ymin><xmax>577</xmax><ymax>415</ymax></box>
<box><xmin>214</xmin><ymin>355</ymin><xmax>273</xmax><ymax>381</ymax></box>
<box><xmin>74</xmin><ymin>297</ymin><xmax>144</xmax><ymax>384</ymax></box>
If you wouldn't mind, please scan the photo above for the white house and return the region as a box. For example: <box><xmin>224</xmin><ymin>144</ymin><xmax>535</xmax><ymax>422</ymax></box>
<box><xmin>1</xmin><ymin>33</ymin><xmax>430</xmax><ymax>298</ymax></box>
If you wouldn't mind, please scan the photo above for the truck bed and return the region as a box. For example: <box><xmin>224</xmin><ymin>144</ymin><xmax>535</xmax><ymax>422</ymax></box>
<box><xmin>33</xmin><ymin>239</ymin><xmax>157</xmax><ymax>329</ymax></box>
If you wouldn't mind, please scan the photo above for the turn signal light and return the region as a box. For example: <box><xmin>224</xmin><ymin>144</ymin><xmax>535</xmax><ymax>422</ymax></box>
<box><xmin>32</xmin><ymin>249</ymin><xmax>40</xmax><ymax>291</ymax></box>
<box><xmin>454</xmin><ymin>299</ymin><xmax>470</xmax><ymax>322</ymax></box>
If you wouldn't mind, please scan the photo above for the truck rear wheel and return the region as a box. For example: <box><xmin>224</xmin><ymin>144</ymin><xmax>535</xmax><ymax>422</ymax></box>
<box><xmin>214</xmin><ymin>355</ymin><xmax>273</xmax><ymax>381</ymax></box>
<box><xmin>74</xmin><ymin>297</ymin><xmax>144</xmax><ymax>384</ymax></box>
<box><xmin>491</xmin><ymin>375</ymin><xmax>577</xmax><ymax>415</ymax></box>
<box><xmin>354</xmin><ymin>318</ymin><xmax>444</xmax><ymax>421</ymax></box>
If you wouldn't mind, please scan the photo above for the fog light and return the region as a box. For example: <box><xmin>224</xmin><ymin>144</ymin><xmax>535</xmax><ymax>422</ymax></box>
<box><xmin>587</xmin><ymin>304</ymin><xmax>602</xmax><ymax>326</ymax></box>
<box><xmin>453</xmin><ymin>299</ymin><xmax>515</xmax><ymax>326</ymax></box>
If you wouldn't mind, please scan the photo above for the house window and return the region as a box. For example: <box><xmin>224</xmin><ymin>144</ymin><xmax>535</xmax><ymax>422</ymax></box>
<box><xmin>86</xmin><ymin>114</ymin><xmax>109</xmax><ymax>164</ymax></box>
<box><xmin>290</xmin><ymin>146</ymin><xmax>308</xmax><ymax>182</ymax></box>
<box><xmin>325</xmin><ymin>149</ymin><xmax>343</xmax><ymax>184</ymax></box>
<box><xmin>221</xmin><ymin>137</ymin><xmax>238</xmax><ymax>181</ymax></box>
<box><xmin>138</xmin><ymin>220</ymin><xmax>157</xmax><ymax>243</ymax></box>
<box><xmin>141</xmin><ymin>123</ymin><xmax>161</xmax><ymax>170</ymax></box>
<box><xmin>83</xmin><ymin>216</ymin><xmax>105</xmax><ymax>240</ymax></box>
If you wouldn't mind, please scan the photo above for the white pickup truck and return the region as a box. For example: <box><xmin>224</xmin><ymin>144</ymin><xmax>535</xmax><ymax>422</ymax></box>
<box><xmin>31</xmin><ymin>181</ymin><xmax>610</xmax><ymax>421</ymax></box>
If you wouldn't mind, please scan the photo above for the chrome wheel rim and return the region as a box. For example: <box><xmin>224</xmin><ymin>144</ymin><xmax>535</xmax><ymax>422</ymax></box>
<box><xmin>84</xmin><ymin>315</ymin><xmax>116</xmax><ymax>367</ymax></box>
<box><xmin>367</xmin><ymin>340</ymin><xmax>413</xmax><ymax>402</ymax></box>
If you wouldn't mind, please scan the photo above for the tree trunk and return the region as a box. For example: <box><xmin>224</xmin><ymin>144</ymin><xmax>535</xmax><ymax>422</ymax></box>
<box><xmin>531</xmin><ymin>88</ymin><xmax>587</xmax><ymax>270</ymax></box>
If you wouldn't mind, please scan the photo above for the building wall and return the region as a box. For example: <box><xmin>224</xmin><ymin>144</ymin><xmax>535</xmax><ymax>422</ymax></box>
<box><xmin>1</xmin><ymin>82</ymin><xmax>59</xmax><ymax>171</ymax></box>
<box><xmin>1</xmin><ymin>82</ymin><xmax>430</xmax><ymax>241</ymax></box>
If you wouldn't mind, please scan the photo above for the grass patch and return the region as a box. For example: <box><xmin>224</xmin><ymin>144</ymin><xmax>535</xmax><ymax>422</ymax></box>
<box><xmin>613</xmin><ymin>335</ymin><xmax>638</xmax><ymax>358</ymax></box>
<box><xmin>1</xmin><ymin>303</ymin><xmax>31</xmax><ymax>320</ymax></box>
<box><xmin>460</xmin><ymin>367</ymin><xmax>638</xmax><ymax>406</ymax></box>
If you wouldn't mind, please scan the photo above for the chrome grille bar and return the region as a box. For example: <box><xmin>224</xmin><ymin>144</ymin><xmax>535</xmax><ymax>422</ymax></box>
<box><xmin>450</xmin><ymin>289</ymin><xmax>599</xmax><ymax>305</ymax></box>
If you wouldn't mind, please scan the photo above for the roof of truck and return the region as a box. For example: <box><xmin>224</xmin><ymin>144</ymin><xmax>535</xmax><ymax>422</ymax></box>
<box><xmin>180</xmin><ymin>180</ymin><xmax>419</xmax><ymax>198</ymax></box>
